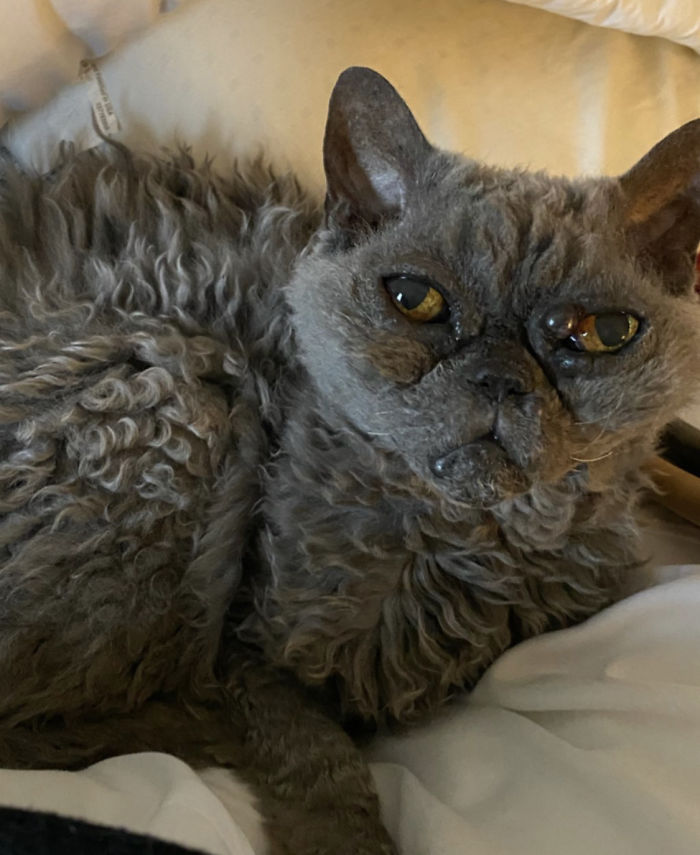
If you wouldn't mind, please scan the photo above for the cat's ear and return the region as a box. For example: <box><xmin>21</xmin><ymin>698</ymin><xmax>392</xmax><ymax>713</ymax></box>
<box><xmin>323</xmin><ymin>67</ymin><xmax>432</xmax><ymax>235</ymax></box>
<box><xmin>618</xmin><ymin>119</ymin><xmax>700</xmax><ymax>294</ymax></box>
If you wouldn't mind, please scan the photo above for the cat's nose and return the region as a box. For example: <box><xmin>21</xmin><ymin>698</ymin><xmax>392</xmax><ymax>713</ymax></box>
<box><xmin>473</xmin><ymin>359</ymin><xmax>533</xmax><ymax>401</ymax></box>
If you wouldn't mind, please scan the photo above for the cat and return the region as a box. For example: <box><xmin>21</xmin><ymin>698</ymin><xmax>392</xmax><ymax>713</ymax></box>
<box><xmin>0</xmin><ymin>66</ymin><xmax>698</xmax><ymax>854</ymax></box>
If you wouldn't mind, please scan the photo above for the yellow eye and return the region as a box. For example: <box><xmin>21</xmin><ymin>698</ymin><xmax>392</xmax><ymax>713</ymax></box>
<box><xmin>384</xmin><ymin>276</ymin><xmax>449</xmax><ymax>323</ymax></box>
<box><xmin>574</xmin><ymin>312</ymin><xmax>640</xmax><ymax>352</ymax></box>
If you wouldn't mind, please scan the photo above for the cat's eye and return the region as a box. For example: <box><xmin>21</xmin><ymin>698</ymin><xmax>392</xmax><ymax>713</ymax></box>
<box><xmin>543</xmin><ymin>305</ymin><xmax>641</xmax><ymax>355</ymax></box>
<box><xmin>383</xmin><ymin>276</ymin><xmax>449</xmax><ymax>323</ymax></box>
<box><xmin>572</xmin><ymin>312</ymin><xmax>639</xmax><ymax>353</ymax></box>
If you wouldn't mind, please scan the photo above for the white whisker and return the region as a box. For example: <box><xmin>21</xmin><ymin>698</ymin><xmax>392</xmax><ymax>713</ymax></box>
<box><xmin>570</xmin><ymin>450</ymin><xmax>613</xmax><ymax>464</ymax></box>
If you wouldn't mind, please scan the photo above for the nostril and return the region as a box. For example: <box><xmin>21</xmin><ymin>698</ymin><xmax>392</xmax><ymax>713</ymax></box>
<box><xmin>474</xmin><ymin>368</ymin><xmax>527</xmax><ymax>400</ymax></box>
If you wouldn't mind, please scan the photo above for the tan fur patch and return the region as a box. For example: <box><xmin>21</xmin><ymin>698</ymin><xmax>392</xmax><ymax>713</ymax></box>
<box><xmin>364</xmin><ymin>335</ymin><xmax>433</xmax><ymax>384</ymax></box>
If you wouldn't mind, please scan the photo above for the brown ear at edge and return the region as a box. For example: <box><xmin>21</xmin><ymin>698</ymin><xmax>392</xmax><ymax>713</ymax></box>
<box><xmin>619</xmin><ymin>119</ymin><xmax>700</xmax><ymax>295</ymax></box>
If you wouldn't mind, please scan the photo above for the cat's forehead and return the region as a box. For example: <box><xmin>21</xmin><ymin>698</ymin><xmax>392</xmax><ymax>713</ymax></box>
<box><xmin>389</xmin><ymin>159</ymin><xmax>641</xmax><ymax>314</ymax></box>
<box><xmin>411</xmin><ymin>160</ymin><xmax>605</xmax><ymax>261</ymax></box>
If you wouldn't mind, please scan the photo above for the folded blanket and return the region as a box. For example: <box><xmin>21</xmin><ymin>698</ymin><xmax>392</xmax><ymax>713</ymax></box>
<box><xmin>506</xmin><ymin>0</ymin><xmax>700</xmax><ymax>52</ymax></box>
<box><xmin>370</xmin><ymin>563</ymin><xmax>700</xmax><ymax>855</ymax></box>
<box><xmin>51</xmin><ymin>0</ymin><xmax>165</xmax><ymax>56</ymax></box>
<box><xmin>0</xmin><ymin>754</ymin><xmax>263</xmax><ymax>855</ymax></box>
<box><xmin>0</xmin><ymin>0</ymin><xmax>181</xmax><ymax>127</ymax></box>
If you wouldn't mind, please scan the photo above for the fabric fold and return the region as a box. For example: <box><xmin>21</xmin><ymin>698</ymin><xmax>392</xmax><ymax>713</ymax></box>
<box><xmin>0</xmin><ymin>0</ymin><xmax>181</xmax><ymax>127</ymax></box>
<box><xmin>504</xmin><ymin>0</ymin><xmax>700</xmax><ymax>53</ymax></box>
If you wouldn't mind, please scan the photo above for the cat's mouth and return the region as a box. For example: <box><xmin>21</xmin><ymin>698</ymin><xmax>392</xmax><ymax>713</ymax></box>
<box><xmin>428</xmin><ymin>432</ymin><xmax>531</xmax><ymax>505</ymax></box>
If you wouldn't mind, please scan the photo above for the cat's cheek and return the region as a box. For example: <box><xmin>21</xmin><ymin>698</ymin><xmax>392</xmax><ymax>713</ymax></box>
<box><xmin>362</xmin><ymin>335</ymin><xmax>434</xmax><ymax>384</ymax></box>
<box><xmin>523</xmin><ymin>403</ymin><xmax>584</xmax><ymax>484</ymax></box>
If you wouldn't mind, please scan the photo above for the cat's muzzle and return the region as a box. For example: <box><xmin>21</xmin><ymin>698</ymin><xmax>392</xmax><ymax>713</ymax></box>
<box><xmin>429</xmin><ymin>435</ymin><xmax>531</xmax><ymax>505</ymax></box>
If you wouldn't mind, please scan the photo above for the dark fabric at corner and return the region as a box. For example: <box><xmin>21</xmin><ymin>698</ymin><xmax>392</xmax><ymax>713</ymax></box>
<box><xmin>0</xmin><ymin>806</ymin><xmax>208</xmax><ymax>855</ymax></box>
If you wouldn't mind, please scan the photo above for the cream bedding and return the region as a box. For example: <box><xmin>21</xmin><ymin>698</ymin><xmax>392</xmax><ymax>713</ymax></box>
<box><xmin>2</xmin><ymin>0</ymin><xmax>699</xmax><ymax>190</ymax></box>
<box><xmin>0</xmin><ymin>1</ymin><xmax>181</xmax><ymax>128</ymax></box>
<box><xmin>506</xmin><ymin>0</ymin><xmax>700</xmax><ymax>52</ymax></box>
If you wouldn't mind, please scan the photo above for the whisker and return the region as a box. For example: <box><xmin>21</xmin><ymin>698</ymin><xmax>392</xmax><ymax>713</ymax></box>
<box><xmin>570</xmin><ymin>450</ymin><xmax>613</xmax><ymax>464</ymax></box>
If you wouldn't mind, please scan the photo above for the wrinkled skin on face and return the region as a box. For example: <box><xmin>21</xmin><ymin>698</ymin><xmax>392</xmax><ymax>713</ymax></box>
<box><xmin>288</xmin><ymin>70</ymin><xmax>700</xmax><ymax>509</ymax></box>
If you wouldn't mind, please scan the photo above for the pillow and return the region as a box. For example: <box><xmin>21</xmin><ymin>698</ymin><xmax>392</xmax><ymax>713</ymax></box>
<box><xmin>505</xmin><ymin>0</ymin><xmax>700</xmax><ymax>52</ymax></box>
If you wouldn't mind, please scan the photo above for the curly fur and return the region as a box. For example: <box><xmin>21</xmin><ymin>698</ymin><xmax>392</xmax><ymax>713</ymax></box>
<box><xmin>0</xmin><ymin>147</ymin><xmax>311</xmax><ymax>718</ymax></box>
<box><xmin>0</xmin><ymin>67</ymin><xmax>698</xmax><ymax>855</ymax></box>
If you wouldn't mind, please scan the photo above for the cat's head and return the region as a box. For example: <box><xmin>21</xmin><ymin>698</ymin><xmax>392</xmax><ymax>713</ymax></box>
<box><xmin>287</xmin><ymin>67</ymin><xmax>700</xmax><ymax>507</ymax></box>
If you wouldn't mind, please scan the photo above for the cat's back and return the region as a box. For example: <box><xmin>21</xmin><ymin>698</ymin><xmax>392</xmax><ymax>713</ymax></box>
<box><xmin>0</xmin><ymin>145</ymin><xmax>317</xmax><ymax>722</ymax></box>
<box><xmin>0</xmin><ymin>144</ymin><xmax>316</xmax><ymax>340</ymax></box>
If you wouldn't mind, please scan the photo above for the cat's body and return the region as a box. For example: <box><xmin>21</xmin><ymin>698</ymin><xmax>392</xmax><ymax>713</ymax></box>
<box><xmin>0</xmin><ymin>69</ymin><xmax>698</xmax><ymax>854</ymax></box>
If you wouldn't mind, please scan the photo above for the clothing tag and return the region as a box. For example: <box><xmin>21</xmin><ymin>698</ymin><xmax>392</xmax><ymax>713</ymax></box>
<box><xmin>78</xmin><ymin>59</ymin><xmax>121</xmax><ymax>137</ymax></box>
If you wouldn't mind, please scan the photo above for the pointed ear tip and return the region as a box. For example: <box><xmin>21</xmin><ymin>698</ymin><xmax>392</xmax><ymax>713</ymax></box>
<box><xmin>332</xmin><ymin>66</ymin><xmax>392</xmax><ymax>96</ymax></box>
<box><xmin>619</xmin><ymin>116</ymin><xmax>700</xmax><ymax>190</ymax></box>
<box><xmin>681</xmin><ymin>116</ymin><xmax>700</xmax><ymax>133</ymax></box>
<box><xmin>667</xmin><ymin>116</ymin><xmax>700</xmax><ymax>148</ymax></box>
<box><xmin>335</xmin><ymin>66</ymin><xmax>385</xmax><ymax>82</ymax></box>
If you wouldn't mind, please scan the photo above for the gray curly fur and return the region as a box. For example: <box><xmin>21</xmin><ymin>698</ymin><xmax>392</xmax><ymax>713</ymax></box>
<box><xmin>0</xmin><ymin>67</ymin><xmax>699</xmax><ymax>855</ymax></box>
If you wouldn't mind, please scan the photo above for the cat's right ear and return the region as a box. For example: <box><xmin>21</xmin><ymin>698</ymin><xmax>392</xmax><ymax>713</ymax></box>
<box><xmin>618</xmin><ymin>119</ymin><xmax>700</xmax><ymax>295</ymax></box>
<box><xmin>323</xmin><ymin>67</ymin><xmax>432</xmax><ymax>236</ymax></box>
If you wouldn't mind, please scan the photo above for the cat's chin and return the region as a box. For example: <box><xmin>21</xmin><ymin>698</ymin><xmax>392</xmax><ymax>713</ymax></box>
<box><xmin>428</xmin><ymin>438</ymin><xmax>532</xmax><ymax>507</ymax></box>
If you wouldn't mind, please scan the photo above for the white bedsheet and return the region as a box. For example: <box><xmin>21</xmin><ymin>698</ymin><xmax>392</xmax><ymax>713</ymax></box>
<box><xmin>0</xmin><ymin>753</ymin><xmax>262</xmax><ymax>855</ymax></box>
<box><xmin>371</xmin><ymin>564</ymin><xmax>700</xmax><ymax>855</ymax></box>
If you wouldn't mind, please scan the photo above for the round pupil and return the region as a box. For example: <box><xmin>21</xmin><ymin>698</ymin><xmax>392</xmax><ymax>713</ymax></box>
<box><xmin>385</xmin><ymin>277</ymin><xmax>429</xmax><ymax>310</ymax></box>
<box><xmin>594</xmin><ymin>313</ymin><xmax>631</xmax><ymax>347</ymax></box>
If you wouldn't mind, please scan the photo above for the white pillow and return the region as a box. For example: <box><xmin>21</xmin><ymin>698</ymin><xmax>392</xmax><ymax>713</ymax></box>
<box><xmin>505</xmin><ymin>0</ymin><xmax>700</xmax><ymax>52</ymax></box>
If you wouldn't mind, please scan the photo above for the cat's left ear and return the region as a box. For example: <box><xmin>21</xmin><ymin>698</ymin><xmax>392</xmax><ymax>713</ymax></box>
<box><xmin>618</xmin><ymin>119</ymin><xmax>700</xmax><ymax>294</ymax></box>
<box><xmin>323</xmin><ymin>67</ymin><xmax>433</xmax><ymax>235</ymax></box>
